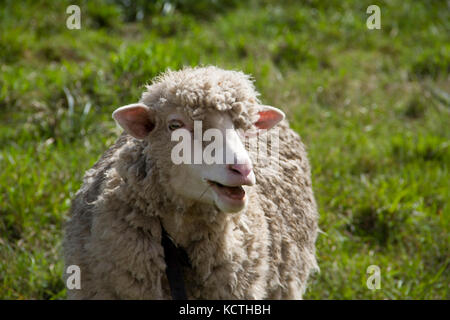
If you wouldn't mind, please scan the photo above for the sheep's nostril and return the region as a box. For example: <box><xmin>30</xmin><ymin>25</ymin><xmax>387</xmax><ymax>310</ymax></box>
<box><xmin>228</xmin><ymin>163</ymin><xmax>252</xmax><ymax>177</ymax></box>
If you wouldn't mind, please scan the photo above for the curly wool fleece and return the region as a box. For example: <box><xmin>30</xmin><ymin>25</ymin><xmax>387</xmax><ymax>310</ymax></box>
<box><xmin>64</xmin><ymin>66</ymin><xmax>319</xmax><ymax>300</ymax></box>
<box><xmin>141</xmin><ymin>66</ymin><xmax>260</xmax><ymax>129</ymax></box>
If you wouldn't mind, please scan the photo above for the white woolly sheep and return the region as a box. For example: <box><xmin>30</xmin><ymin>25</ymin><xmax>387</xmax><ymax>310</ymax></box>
<box><xmin>63</xmin><ymin>66</ymin><xmax>319</xmax><ymax>299</ymax></box>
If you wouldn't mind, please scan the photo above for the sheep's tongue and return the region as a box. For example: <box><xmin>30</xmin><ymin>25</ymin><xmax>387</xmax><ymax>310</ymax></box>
<box><xmin>222</xmin><ymin>186</ymin><xmax>245</xmax><ymax>200</ymax></box>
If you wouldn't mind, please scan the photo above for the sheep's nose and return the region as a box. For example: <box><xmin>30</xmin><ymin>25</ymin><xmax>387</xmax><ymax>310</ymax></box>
<box><xmin>228</xmin><ymin>163</ymin><xmax>253</xmax><ymax>177</ymax></box>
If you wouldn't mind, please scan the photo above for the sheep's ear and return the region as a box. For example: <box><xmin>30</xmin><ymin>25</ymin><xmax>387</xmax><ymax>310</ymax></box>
<box><xmin>254</xmin><ymin>105</ymin><xmax>285</xmax><ymax>130</ymax></box>
<box><xmin>112</xmin><ymin>103</ymin><xmax>155</xmax><ymax>139</ymax></box>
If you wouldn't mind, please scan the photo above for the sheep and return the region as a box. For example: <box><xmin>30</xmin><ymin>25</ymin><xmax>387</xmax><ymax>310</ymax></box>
<box><xmin>63</xmin><ymin>66</ymin><xmax>319</xmax><ymax>299</ymax></box>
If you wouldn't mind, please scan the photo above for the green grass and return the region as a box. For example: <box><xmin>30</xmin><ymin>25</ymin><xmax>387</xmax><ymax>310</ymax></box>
<box><xmin>0</xmin><ymin>0</ymin><xmax>448</xmax><ymax>299</ymax></box>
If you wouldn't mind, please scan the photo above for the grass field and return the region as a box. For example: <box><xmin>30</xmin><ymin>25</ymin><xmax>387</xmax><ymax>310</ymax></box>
<box><xmin>0</xmin><ymin>0</ymin><xmax>448</xmax><ymax>299</ymax></box>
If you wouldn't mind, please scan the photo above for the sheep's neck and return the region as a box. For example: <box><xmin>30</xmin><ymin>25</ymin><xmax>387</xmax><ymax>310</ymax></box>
<box><xmin>160</xmin><ymin>203</ymin><xmax>242</xmax><ymax>251</ymax></box>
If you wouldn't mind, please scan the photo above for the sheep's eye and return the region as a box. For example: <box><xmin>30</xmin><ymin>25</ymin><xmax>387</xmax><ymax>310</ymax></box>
<box><xmin>168</xmin><ymin>120</ymin><xmax>184</xmax><ymax>131</ymax></box>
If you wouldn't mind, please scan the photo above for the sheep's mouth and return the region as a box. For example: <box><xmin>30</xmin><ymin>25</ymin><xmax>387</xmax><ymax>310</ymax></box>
<box><xmin>207</xmin><ymin>180</ymin><xmax>246</xmax><ymax>201</ymax></box>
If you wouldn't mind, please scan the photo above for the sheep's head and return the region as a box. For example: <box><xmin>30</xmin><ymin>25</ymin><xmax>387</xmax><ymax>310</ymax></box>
<box><xmin>112</xmin><ymin>67</ymin><xmax>284</xmax><ymax>213</ymax></box>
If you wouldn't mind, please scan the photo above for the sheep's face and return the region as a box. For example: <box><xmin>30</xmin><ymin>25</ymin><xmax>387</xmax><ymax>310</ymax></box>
<box><xmin>112</xmin><ymin>103</ymin><xmax>284</xmax><ymax>213</ymax></box>
<box><xmin>167</xmin><ymin>110</ymin><xmax>256</xmax><ymax>213</ymax></box>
